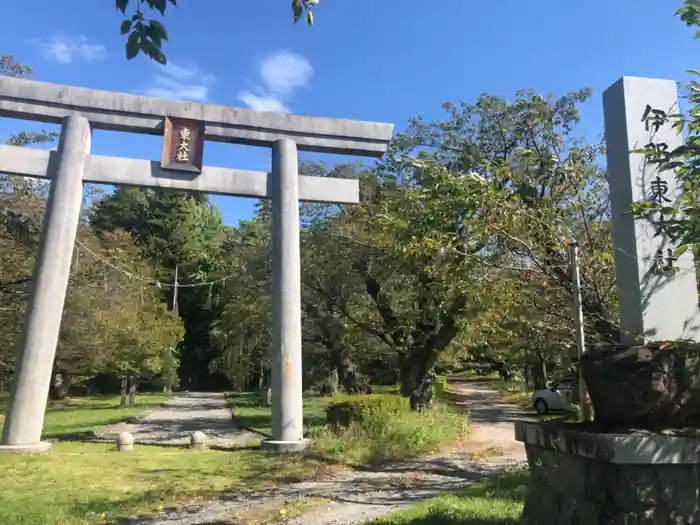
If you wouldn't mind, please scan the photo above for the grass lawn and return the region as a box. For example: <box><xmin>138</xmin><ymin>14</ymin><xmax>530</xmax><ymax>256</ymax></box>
<box><xmin>0</xmin><ymin>393</ymin><xmax>173</xmax><ymax>438</ymax></box>
<box><xmin>0</xmin><ymin>387</ymin><xmax>472</xmax><ymax>525</ymax></box>
<box><xmin>369</xmin><ymin>468</ymin><xmax>529</xmax><ymax>525</ymax></box>
<box><xmin>0</xmin><ymin>442</ymin><xmax>331</xmax><ymax>525</ymax></box>
<box><xmin>0</xmin><ymin>393</ymin><xmax>333</xmax><ymax>525</ymax></box>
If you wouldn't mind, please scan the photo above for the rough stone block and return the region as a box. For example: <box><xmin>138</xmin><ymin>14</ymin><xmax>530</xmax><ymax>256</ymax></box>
<box><xmin>580</xmin><ymin>342</ymin><xmax>700</xmax><ymax>429</ymax></box>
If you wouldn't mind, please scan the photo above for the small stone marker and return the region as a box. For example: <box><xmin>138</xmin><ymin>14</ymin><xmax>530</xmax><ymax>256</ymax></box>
<box><xmin>116</xmin><ymin>432</ymin><xmax>134</xmax><ymax>452</ymax></box>
<box><xmin>190</xmin><ymin>431</ymin><xmax>206</xmax><ymax>450</ymax></box>
<box><xmin>603</xmin><ymin>76</ymin><xmax>700</xmax><ymax>344</ymax></box>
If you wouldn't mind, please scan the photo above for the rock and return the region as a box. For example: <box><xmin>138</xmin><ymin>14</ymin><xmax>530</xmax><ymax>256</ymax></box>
<box><xmin>116</xmin><ymin>432</ymin><xmax>134</xmax><ymax>452</ymax></box>
<box><xmin>579</xmin><ymin>341</ymin><xmax>700</xmax><ymax>429</ymax></box>
<box><xmin>190</xmin><ymin>431</ymin><xmax>207</xmax><ymax>450</ymax></box>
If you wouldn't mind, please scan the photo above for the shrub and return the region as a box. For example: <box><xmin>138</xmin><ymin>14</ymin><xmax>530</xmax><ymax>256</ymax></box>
<box><xmin>433</xmin><ymin>375</ymin><xmax>448</xmax><ymax>399</ymax></box>
<box><xmin>325</xmin><ymin>394</ymin><xmax>407</xmax><ymax>427</ymax></box>
<box><xmin>313</xmin><ymin>393</ymin><xmax>470</xmax><ymax>465</ymax></box>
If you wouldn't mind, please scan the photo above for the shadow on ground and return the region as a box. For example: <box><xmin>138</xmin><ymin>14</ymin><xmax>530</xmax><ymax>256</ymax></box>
<box><xmin>444</xmin><ymin>389</ymin><xmax>528</xmax><ymax>425</ymax></box>
<box><xmin>106</xmin><ymin>465</ymin><xmax>523</xmax><ymax>525</ymax></box>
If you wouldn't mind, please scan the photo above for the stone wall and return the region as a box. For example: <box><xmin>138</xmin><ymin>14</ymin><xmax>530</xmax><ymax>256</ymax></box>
<box><xmin>521</xmin><ymin>445</ymin><xmax>700</xmax><ymax>525</ymax></box>
<box><xmin>516</xmin><ymin>422</ymin><xmax>700</xmax><ymax>525</ymax></box>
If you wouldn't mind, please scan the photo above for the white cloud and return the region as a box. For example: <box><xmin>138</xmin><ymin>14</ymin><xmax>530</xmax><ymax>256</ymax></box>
<box><xmin>32</xmin><ymin>35</ymin><xmax>106</xmax><ymax>64</ymax></box>
<box><xmin>137</xmin><ymin>62</ymin><xmax>215</xmax><ymax>102</ymax></box>
<box><xmin>237</xmin><ymin>50</ymin><xmax>313</xmax><ymax>113</ymax></box>
<box><xmin>237</xmin><ymin>92</ymin><xmax>289</xmax><ymax>113</ymax></box>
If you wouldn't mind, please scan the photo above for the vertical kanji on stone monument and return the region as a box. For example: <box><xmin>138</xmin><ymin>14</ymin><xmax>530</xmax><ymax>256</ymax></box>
<box><xmin>604</xmin><ymin>76</ymin><xmax>700</xmax><ymax>344</ymax></box>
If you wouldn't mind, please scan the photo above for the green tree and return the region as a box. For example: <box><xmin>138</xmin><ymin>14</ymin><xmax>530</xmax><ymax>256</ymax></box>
<box><xmin>368</xmin><ymin>87</ymin><xmax>617</xmax><ymax>398</ymax></box>
<box><xmin>209</xmin><ymin>216</ymin><xmax>273</xmax><ymax>391</ymax></box>
<box><xmin>0</xmin><ymin>188</ymin><xmax>185</xmax><ymax>398</ymax></box>
<box><xmin>91</xmin><ymin>187</ymin><xmax>229</xmax><ymax>389</ymax></box>
<box><xmin>633</xmin><ymin>2</ymin><xmax>700</xmax><ymax>255</ymax></box>
<box><xmin>207</xmin><ymin>88</ymin><xmax>616</xmax><ymax>407</ymax></box>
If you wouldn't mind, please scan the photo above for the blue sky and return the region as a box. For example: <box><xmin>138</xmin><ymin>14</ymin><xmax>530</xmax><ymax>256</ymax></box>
<box><xmin>0</xmin><ymin>0</ymin><xmax>697</xmax><ymax>225</ymax></box>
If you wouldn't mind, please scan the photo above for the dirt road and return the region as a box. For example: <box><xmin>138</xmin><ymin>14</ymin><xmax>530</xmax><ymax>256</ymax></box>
<box><xmin>97</xmin><ymin>392</ymin><xmax>260</xmax><ymax>449</ymax></box>
<box><xmin>120</xmin><ymin>381</ymin><xmax>528</xmax><ymax>525</ymax></box>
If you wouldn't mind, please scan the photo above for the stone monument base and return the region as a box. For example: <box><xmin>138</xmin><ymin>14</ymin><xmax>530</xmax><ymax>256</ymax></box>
<box><xmin>515</xmin><ymin>421</ymin><xmax>700</xmax><ymax>524</ymax></box>
<box><xmin>260</xmin><ymin>438</ymin><xmax>310</xmax><ymax>453</ymax></box>
<box><xmin>0</xmin><ymin>441</ymin><xmax>53</xmax><ymax>454</ymax></box>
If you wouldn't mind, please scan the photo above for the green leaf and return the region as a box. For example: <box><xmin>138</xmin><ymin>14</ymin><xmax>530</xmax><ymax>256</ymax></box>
<box><xmin>306</xmin><ymin>10</ymin><xmax>314</xmax><ymax>25</ymax></box>
<box><xmin>120</xmin><ymin>20</ymin><xmax>132</xmax><ymax>35</ymax></box>
<box><xmin>148</xmin><ymin>20</ymin><xmax>169</xmax><ymax>41</ymax></box>
<box><xmin>677</xmin><ymin>244</ymin><xmax>689</xmax><ymax>257</ymax></box>
<box><xmin>150</xmin><ymin>0</ymin><xmax>167</xmax><ymax>14</ymax></box>
<box><xmin>292</xmin><ymin>0</ymin><xmax>303</xmax><ymax>22</ymax></box>
<box><xmin>126</xmin><ymin>31</ymin><xmax>141</xmax><ymax>60</ymax></box>
<box><xmin>151</xmin><ymin>48</ymin><xmax>167</xmax><ymax>66</ymax></box>
<box><xmin>115</xmin><ymin>0</ymin><xmax>129</xmax><ymax>14</ymax></box>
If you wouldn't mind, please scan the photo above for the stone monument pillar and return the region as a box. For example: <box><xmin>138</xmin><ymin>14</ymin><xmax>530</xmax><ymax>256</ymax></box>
<box><xmin>603</xmin><ymin>76</ymin><xmax>700</xmax><ymax>344</ymax></box>
<box><xmin>261</xmin><ymin>138</ymin><xmax>307</xmax><ymax>452</ymax></box>
<box><xmin>0</xmin><ymin>115</ymin><xmax>90</xmax><ymax>453</ymax></box>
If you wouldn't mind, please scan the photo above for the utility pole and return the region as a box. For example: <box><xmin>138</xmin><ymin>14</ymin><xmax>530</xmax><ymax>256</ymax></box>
<box><xmin>172</xmin><ymin>264</ymin><xmax>179</xmax><ymax>315</ymax></box>
<box><xmin>569</xmin><ymin>240</ymin><xmax>592</xmax><ymax>422</ymax></box>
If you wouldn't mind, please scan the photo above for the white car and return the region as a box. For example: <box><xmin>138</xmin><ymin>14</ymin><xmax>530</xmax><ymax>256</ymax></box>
<box><xmin>531</xmin><ymin>381</ymin><xmax>574</xmax><ymax>414</ymax></box>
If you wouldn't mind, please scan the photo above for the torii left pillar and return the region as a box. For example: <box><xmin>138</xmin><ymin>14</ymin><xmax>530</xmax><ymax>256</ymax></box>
<box><xmin>0</xmin><ymin>115</ymin><xmax>90</xmax><ymax>453</ymax></box>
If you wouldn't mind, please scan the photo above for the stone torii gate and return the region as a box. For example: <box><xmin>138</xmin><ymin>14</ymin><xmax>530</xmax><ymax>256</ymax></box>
<box><xmin>0</xmin><ymin>76</ymin><xmax>393</xmax><ymax>453</ymax></box>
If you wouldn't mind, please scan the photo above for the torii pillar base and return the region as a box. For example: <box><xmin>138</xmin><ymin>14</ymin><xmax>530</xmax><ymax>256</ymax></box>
<box><xmin>0</xmin><ymin>441</ymin><xmax>53</xmax><ymax>454</ymax></box>
<box><xmin>260</xmin><ymin>439</ymin><xmax>310</xmax><ymax>454</ymax></box>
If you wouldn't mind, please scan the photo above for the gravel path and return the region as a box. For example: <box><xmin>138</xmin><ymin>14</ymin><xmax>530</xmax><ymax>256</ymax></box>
<box><xmin>112</xmin><ymin>381</ymin><xmax>529</xmax><ymax>525</ymax></box>
<box><xmin>97</xmin><ymin>392</ymin><xmax>260</xmax><ymax>449</ymax></box>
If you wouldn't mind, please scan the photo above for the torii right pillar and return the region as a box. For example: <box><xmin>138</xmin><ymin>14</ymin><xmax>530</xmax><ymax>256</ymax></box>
<box><xmin>261</xmin><ymin>138</ymin><xmax>307</xmax><ymax>453</ymax></box>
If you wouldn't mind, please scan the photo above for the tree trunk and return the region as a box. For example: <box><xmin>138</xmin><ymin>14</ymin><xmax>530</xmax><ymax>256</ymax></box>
<box><xmin>496</xmin><ymin>363</ymin><xmax>512</xmax><ymax>383</ymax></box>
<box><xmin>533</xmin><ymin>355</ymin><xmax>547</xmax><ymax>390</ymax></box>
<box><xmin>339</xmin><ymin>355</ymin><xmax>369</xmax><ymax>394</ymax></box>
<box><xmin>399</xmin><ymin>349</ymin><xmax>437</xmax><ymax>411</ymax></box>
<box><xmin>120</xmin><ymin>376</ymin><xmax>128</xmax><ymax>408</ymax></box>
<box><xmin>49</xmin><ymin>371</ymin><xmax>72</xmax><ymax>401</ymax></box>
<box><xmin>328</xmin><ymin>367</ymin><xmax>339</xmax><ymax>396</ymax></box>
<box><xmin>128</xmin><ymin>375</ymin><xmax>136</xmax><ymax>407</ymax></box>
<box><xmin>257</xmin><ymin>359</ymin><xmax>265</xmax><ymax>390</ymax></box>
<box><xmin>259</xmin><ymin>387</ymin><xmax>272</xmax><ymax>407</ymax></box>
<box><xmin>523</xmin><ymin>364</ymin><xmax>531</xmax><ymax>392</ymax></box>
<box><xmin>410</xmin><ymin>371</ymin><xmax>435</xmax><ymax>413</ymax></box>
